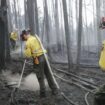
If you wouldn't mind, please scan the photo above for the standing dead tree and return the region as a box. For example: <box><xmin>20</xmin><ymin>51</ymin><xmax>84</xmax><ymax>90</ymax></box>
<box><xmin>43</xmin><ymin>0</ymin><xmax>52</xmax><ymax>57</ymax></box>
<box><xmin>24</xmin><ymin>0</ymin><xmax>29</xmax><ymax>29</ymax></box>
<box><xmin>0</xmin><ymin>0</ymin><xmax>10</xmax><ymax>70</ymax></box>
<box><xmin>27</xmin><ymin>0</ymin><xmax>35</xmax><ymax>34</ymax></box>
<box><xmin>76</xmin><ymin>0</ymin><xmax>83</xmax><ymax>69</ymax></box>
<box><xmin>34</xmin><ymin>0</ymin><xmax>39</xmax><ymax>35</ymax></box>
<box><xmin>96</xmin><ymin>0</ymin><xmax>101</xmax><ymax>54</ymax></box>
<box><xmin>62</xmin><ymin>0</ymin><xmax>72</xmax><ymax>71</ymax></box>
<box><xmin>52</xmin><ymin>0</ymin><xmax>61</xmax><ymax>52</ymax></box>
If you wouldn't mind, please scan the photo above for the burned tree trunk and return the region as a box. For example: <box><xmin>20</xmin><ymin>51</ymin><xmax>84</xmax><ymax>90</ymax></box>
<box><xmin>0</xmin><ymin>0</ymin><xmax>10</xmax><ymax>70</ymax></box>
<box><xmin>27</xmin><ymin>0</ymin><xmax>35</xmax><ymax>34</ymax></box>
<box><xmin>24</xmin><ymin>0</ymin><xmax>29</xmax><ymax>29</ymax></box>
<box><xmin>96</xmin><ymin>0</ymin><xmax>101</xmax><ymax>54</ymax></box>
<box><xmin>76</xmin><ymin>0</ymin><xmax>83</xmax><ymax>69</ymax></box>
<box><xmin>14</xmin><ymin>0</ymin><xmax>18</xmax><ymax>28</ymax></box>
<box><xmin>34</xmin><ymin>0</ymin><xmax>39</xmax><ymax>35</ymax></box>
<box><xmin>7</xmin><ymin>0</ymin><xmax>12</xmax><ymax>33</ymax></box>
<box><xmin>43</xmin><ymin>0</ymin><xmax>51</xmax><ymax>57</ymax></box>
<box><xmin>53</xmin><ymin>0</ymin><xmax>62</xmax><ymax>52</ymax></box>
<box><xmin>0</xmin><ymin>18</ymin><xmax>5</xmax><ymax>70</ymax></box>
<box><xmin>62</xmin><ymin>0</ymin><xmax>72</xmax><ymax>71</ymax></box>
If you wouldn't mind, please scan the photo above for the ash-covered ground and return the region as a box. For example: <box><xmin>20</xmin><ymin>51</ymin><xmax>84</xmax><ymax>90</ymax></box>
<box><xmin>0</xmin><ymin>59</ymin><xmax>68</xmax><ymax>105</ymax></box>
<box><xmin>0</xmin><ymin>58</ymin><xmax>105</xmax><ymax>105</ymax></box>
<box><xmin>1</xmin><ymin>46</ymin><xmax>105</xmax><ymax>105</ymax></box>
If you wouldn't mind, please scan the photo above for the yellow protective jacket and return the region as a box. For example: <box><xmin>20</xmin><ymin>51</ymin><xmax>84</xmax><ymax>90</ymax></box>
<box><xmin>99</xmin><ymin>40</ymin><xmax>105</xmax><ymax>70</ymax></box>
<box><xmin>10</xmin><ymin>32</ymin><xmax>18</xmax><ymax>41</ymax></box>
<box><xmin>24</xmin><ymin>35</ymin><xmax>46</xmax><ymax>58</ymax></box>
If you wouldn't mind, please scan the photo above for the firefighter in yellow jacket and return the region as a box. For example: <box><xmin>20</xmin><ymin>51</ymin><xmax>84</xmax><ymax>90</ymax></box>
<box><xmin>10</xmin><ymin>31</ymin><xmax>18</xmax><ymax>50</ymax></box>
<box><xmin>20</xmin><ymin>30</ymin><xmax>59</xmax><ymax>98</ymax></box>
<box><xmin>99</xmin><ymin>40</ymin><xmax>105</xmax><ymax>70</ymax></box>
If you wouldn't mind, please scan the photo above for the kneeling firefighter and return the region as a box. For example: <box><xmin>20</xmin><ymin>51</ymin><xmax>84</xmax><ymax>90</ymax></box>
<box><xmin>20</xmin><ymin>30</ymin><xmax>59</xmax><ymax>98</ymax></box>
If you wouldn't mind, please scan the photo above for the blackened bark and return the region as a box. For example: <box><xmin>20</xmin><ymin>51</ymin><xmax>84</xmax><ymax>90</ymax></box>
<box><xmin>27</xmin><ymin>0</ymin><xmax>35</xmax><ymax>34</ymax></box>
<box><xmin>76</xmin><ymin>0</ymin><xmax>83</xmax><ymax>69</ymax></box>
<box><xmin>43</xmin><ymin>0</ymin><xmax>51</xmax><ymax>57</ymax></box>
<box><xmin>0</xmin><ymin>0</ymin><xmax>10</xmax><ymax>70</ymax></box>
<box><xmin>62</xmin><ymin>0</ymin><xmax>72</xmax><ymax>71</ymax></box>
<box><xmin>34</xmin><ymin>0</ymin><xmax>39</xmax><ymax>35</ymax></box>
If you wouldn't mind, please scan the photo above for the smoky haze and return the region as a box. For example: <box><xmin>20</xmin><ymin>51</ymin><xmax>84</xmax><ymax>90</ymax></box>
<box><xmin>2</xmin><ymin>71</ymin><xmax>48</xmax><ymax>91</ymax></box>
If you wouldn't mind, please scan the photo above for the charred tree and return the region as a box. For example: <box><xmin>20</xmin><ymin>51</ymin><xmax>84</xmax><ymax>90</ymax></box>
<box><xmin>53</xmin><ymin>0</ymin><xmax>62</xmax><ymax>52</ymax></box>
<box><xmin>76</xmin><ymin>0</ymin><xmax>83</xmax><ymax>69</ymax></box>
<box><xmin>0</xmin><ymin>18</ymin><xmax>5</xmax><ymax>70</ymax></box>
<box><xmin>43</xmin><ymin>0</ymin><xmax>51</xmax><ymax>57</ymax></box>
<box><xmin>34</xmin><ymin>0</ymin><xmax>39</xmax><ymax>35</ymax></box>
<box><xmin>0</xmin><ymin>0</ymin><xmax>10</xmax><ymax>70</ymax></box>
<box><xmin>4</xmin><ymin>0</ymin><xmax>10</xmax><ymax>61</ymax></box>
<box><xmin>24</xmin><ymin>0</ymin><xmax>29</xmax><ymax>29</ymax></box>
<box><xmin>62</xmin><ymin>0</ymin><xmax>72</xmax><ymax>71</ymax></box>
<box><xmin>27</xmin><ymin>0</ymin><xmax>35</xmax><ymax>34</ymax></box>
<box><xmin>14</xmin><ymin>0</ymin><xmax>18</xmax><ymax>28</ymax></box>
<box><xmin>96</xmin><ymin>0</ymin><xmax>101</xmax><ymax>54</ymax></box>
<box><xmin>7</xmin><ymin>0</ymin><xmax>12</xmax><ymax>33</ymax></box>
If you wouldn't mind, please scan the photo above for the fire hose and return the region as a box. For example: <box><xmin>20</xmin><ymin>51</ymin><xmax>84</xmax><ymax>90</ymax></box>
<box><xmin>9</xmin><ymin>59</ymin><xmax>26</xmax><ymax>104</ymax></box>
<box><xmin>35</xmin><ymin>35</ymin><xmax>59</xmax><ymax>89</ymax></box>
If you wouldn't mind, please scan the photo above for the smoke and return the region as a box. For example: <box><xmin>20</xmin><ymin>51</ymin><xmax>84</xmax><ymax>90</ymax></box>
<box><xmin>2</xmin><ymin>71</ymin><xmax>48</xmax><ymax>91</ymax></box>
<box><xmin>2</xmin><ymin>70</ymin><xmax>20</xmax><ymax>83</ymax></box>
<box><xmin>21</xmin><ymin>73</ymin><xmax>40</xmax><ymax>91</ymax></box>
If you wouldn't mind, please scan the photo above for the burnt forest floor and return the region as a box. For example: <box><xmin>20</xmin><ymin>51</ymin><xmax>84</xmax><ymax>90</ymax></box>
<box><xmin>0</xmin><ymin>57</ymin><xmax>105</xmax><ymax>105</ymax></box>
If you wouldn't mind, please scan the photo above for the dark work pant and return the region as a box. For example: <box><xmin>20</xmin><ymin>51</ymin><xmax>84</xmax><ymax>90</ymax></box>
<box><xmin>94</xmin><ymin>85</ymin><xmax>105</xmax><ymax>105</ymax></box>
<box><xmin>33</xmin><ymin>54</ymin><xmax>58</xmax><ymax>94</ymax></box>
<box><xmin>10</xmin><ymin>38</ymin><xmax>16</xmax><ymax>49</ymax></box>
